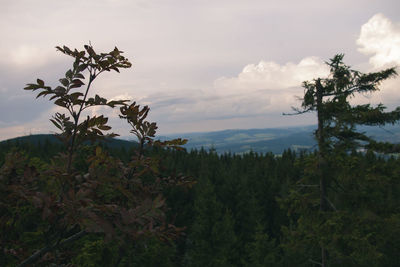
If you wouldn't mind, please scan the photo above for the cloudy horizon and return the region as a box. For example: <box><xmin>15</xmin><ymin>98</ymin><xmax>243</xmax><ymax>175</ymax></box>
<box><xmin>1</xmin><ymin>0</ymin><xmax>400</xmax><ymax>141</ymax></box>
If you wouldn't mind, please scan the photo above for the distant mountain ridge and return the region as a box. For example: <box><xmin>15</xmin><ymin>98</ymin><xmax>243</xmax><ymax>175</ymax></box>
<box><xmin>2</xmin><ymin>124</ymin><xmax>400</xmax><ymax>155</ymax></box>
<box><xmin>161</xmin><ymin>125</ymin><xmax>316</xmax><ymax>154</ymax></box>
<box><xmin>162</xmin><ymin>124</ymin><xmax>400</xmax><ymax>154</ymax></box>
<box><xmin>0</xmin><ymin>134</ymin><xmax>137</xmax><ymax>150</ymax></box>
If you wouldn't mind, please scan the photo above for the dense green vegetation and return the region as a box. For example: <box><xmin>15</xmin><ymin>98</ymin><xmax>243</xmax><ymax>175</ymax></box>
<box><xmin>1</xmin><ymin>44</ymin><xmax>191</xmax><ymax>266</ymax></box>
<box><xmin>1</xmin><ymin>45</ymin><xmax>399</xmax><ymax>266</ymax></box>
<box><xmin>284</xmin><ymin>53</ymin><xmax>400</xmax><ymax>267</ymax></box>
<box><xmin>2</xmin><ymin>142</ymin><xmax>400</xmax><ymax>266</ymax></box>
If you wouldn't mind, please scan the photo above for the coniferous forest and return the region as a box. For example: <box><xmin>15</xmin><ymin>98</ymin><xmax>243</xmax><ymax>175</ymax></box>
<box><xmin>1</xmin><ymin>45</ymin><xmax>400</xmax><ymax>266</ymax></box>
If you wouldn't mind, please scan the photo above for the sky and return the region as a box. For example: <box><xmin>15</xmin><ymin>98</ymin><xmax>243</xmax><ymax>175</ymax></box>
<box><xmin>1</xmin><ymin>0</ymin><xmax>400</xmax><ymax>140</ymax></box>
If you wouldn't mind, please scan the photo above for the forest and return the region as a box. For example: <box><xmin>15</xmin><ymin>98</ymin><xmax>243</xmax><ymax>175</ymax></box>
<box><xmin>1</xmin><ymin>45</ymin><xmax>400</xmax><ymax>266</ymax></box>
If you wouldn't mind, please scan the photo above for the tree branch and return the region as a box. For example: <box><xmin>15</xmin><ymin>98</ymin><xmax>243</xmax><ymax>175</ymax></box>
<box><xmin>17</xmin><ymin>230</ymin><xmax>87</xmax><ymax>267</ymax></box>
<box><xmin>309</xmin><ymin>258</ymin><xmax>323</xmax><ymax>266</ymax></box>
<box><xmin>283</xmin><ymin>106</ymin><xmax>312</xmax><ymax>116</ymax></box>
<box><xmin>324</xmin><ymin>196</ymin><xmax>338</xmax><ymax>212</ymax></box>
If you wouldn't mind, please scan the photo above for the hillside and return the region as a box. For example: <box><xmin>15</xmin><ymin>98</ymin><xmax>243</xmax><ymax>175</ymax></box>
<box><xmin>162</xmin><ymin>125</ymin><xmax>316</xmax><ymax>154</ymax></box>
<box><xmin>0</xmin><ymin>134</ymin><xmax>137</xmax><ymax>150</ymax></box>
<box><xmin>165</xmin><ymin>124</ymin><xmax>400</xmax><ymax>154</ymax></box>
<box><xmin>2</xmin><ymin>124</ymin><xmax>399</xmax><ymax>155</ymax></box>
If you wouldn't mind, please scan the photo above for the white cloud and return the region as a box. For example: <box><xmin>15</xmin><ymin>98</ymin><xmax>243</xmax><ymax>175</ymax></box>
<box><xmin>0</xmin><ymin>44</ymin><xmax>56</xmax><ymax>69</ymax></box>
<box><xmin>211</xmin><ymin>57</ymin><xmax>329</xmax><ymax>113</ymax></box>
<box><xmin>214</xmin><ymin>57</ymin><xmax>329</xmax><ymax>92</ymax></box>
<box><xmin>143</xmin><ymin>57</ymin><xmax>329</xmax><ymax>133</ymax></box>
<box><xmin>353</xmin><ymin>14</ymin><xmax>400</xmax><ymax>110</ymax></box>
<box><xmin>357</xmin><ymin>13</ymin><xmax>400</xmax><ymax>68</ymax></box>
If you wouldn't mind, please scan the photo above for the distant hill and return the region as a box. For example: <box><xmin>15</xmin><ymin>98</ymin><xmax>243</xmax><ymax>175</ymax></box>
<box><xmin>0</xmin><ymin>134</ymin><xmax>60</xmax><ymax>145</ymax></box>
<box><xmin>162</xmin><ymin>124</ymin><xmax>400</xmax><ymax>155</ymax></box>
<box><xmin>2</xmin><ymin>124</ymin><xmax>399</xmax><ymax>155</ymax></box>
<box><xmin>0</xmin><ymin>134</ymin><xmax>138</xmax><ymax>150</ymax></box>
<box><xmin>161</xmin><ymin>126</ymin><xmax>317</xmax><ymax>154</ymax></box>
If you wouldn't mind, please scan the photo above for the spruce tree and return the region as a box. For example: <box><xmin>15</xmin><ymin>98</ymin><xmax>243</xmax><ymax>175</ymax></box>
<box><xmin>285</xmin><ymin>54</ymin><xmax>400</xmax><ymax>266</ymax></box>
<box><xmin>187</xmin><ymin>176</ymin><xmax>237</xmax><ymax>267</ymax></box>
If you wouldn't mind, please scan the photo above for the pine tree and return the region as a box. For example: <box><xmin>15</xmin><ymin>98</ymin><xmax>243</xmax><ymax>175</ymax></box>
<box><xmin>285</xmin><ymin>54</ymin><xmax>400</xmax><ymax>266</ymax></box>
<box><xmin>187</xmin><ymin>176</ymin><xmax>237</xmax><ymax>267</ymax></box>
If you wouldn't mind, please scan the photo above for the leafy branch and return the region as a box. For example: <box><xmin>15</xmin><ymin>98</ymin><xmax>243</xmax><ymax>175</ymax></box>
<box><xmin>24</xmin><ymin>44</ymin><xmax>131</xmax><ymax>173</ymax></box>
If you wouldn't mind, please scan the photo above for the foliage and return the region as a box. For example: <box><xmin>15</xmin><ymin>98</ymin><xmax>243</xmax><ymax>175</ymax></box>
<box><xmin>298</xmin><ymin>54</ymin><xmax>399</xmax><ymax>152</ymax></box>
<box><xmin>243</xmin><ymin>223</ymin><xmax>277</xmax><ymax>267</ymax></box>
<box><xmin>186</xmin><ymin>176</ymin><xmax>237</xmax><ymax>266</ymax></box>
<box><xmin>2</xmin><ymin>137</ymin><xmax>400</xmax><ymax>266</ymax></box>
<box><xmin>0</xmin><ymin>44</ymin><xmax>191</xmax><ymax>266</ymax></box>
<box><xmin>283</xmin><ymin>54</ymin><xmax>400</xmax><ymax>266</ymax></box>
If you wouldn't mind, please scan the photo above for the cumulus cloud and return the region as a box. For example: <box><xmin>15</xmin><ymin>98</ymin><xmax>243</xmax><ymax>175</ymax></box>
<box><xmin>357</xmin><ymin>13</ymin><xmax>400</xmax><ymax>68</ymax></box>
<box><xmin>353</xmin><ymin>14</ymin><xmax>400</xmax><ymax>110</ymax></box>
<box><xmin>144</xmin><ymin>57</ymin><xmax>329</xmax><ymax>131</ymax></box>
<box><xmin>214</xmin><ymin>57</ymin><xmax>329</xmax><ymax>92</ymax></box>
<box><xmin>205</xmin><ymin>57</ymin><xmax>328</xmax><ymax>114</ymax></box>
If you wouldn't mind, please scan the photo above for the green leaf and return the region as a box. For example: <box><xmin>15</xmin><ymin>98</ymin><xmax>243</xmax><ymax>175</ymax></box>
<box><xmin>66</xmin><ymin>69</ymin><xmax>73</xmax><ymax>79</ymax></box>
<box><xmin>54</xmin><ymin>99</ymin><xmax>67</xmax><ymax>107</ymax></box>
<box><xmin>50</xmin><ymin>119</ymin><xmax>62</xmax><ymax>130</ymax></box>
<box><xmin>54</xmin><ymin>86</ymin><xmax>66</xmax><ymax>95</ymax></box>
<box><xmin>153</xmin><ymin>194</ymin><xmax>165</xmax><ymax>209</ymax></box>
<box><xmin>36</xmin><ymin>91</ymin><xmax>49</xmax><ymax>98</ymax></box>
<box><xmin>74</xmin><ymin>73</ymin><xmax>85</xmax><ymax>79</ymax></box>
<box><xmin>95</xmin><ymin>146</ymin><xmax>102</xmax><ymax>156</ymax></box>
<box><xmin>84</xmin><ymin>45</ymin><xmax>96</xmax><ymax>57</ymax></box>
<box><xmin>59</xmin><ymin>78</ymin><xmax>69</xmax><ymax>87</ymax></box>
<box><xmin>24</xmin><ymin>83</ymin><xmax>38</xmax><ymax>90</ymax></box>
<box><xmin>99</xmin><ymin>60</ymin><xmax>109</xmax><ymax>69</ymax></box>
<box><xmin>78</xmin><ymin>64</ymin><xmax>88</xmax><ymax>72</ymax></box>
<box><xmin>49</xmin><ymin>94</ymin><xmax>59</xmax><ymax>100</ymax></box>
<box><xmin>111</xmin><ymin>66</ymin><xmax>120</xmax><ymax>73</ymax></box>
<box><xmin>63</xmin><ymin>46</ymin><xmax>72</xmax><ymax>54</ymax></box>
<box><xmin>98</xmin><ymin>125</ymin><xmax>111</xmax><ymax>131</ymax></box>
<box><xmin>70</xmin><ymin>79</ymin><xmax>85</xmax><ymax>89</ymax></box>
<box><xmin>70</xmin><ymin>92</ymin><xmax>84</xmax><ymax>100</ymax></box>
<box><xmin>37</xmin><ymin>79</ymin><xmax>44</xmax><ymax>87</ymax></box>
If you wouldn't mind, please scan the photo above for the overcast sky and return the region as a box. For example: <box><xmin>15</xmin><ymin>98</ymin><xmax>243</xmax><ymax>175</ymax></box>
<box><xmin>1</xmin><ymin>0</ymin><xmax>400</xmax><ymax>140</ymax></box>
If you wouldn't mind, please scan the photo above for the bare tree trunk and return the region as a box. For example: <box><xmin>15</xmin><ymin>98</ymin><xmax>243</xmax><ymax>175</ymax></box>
<box><xmin>316</xmin><ymin>79</ymin><xmax>327</xmax><ymax>267</ymax></box>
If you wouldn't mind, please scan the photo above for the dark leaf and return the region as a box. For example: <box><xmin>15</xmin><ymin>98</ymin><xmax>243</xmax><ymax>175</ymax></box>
<box><xmin>78</xmin><ymin>64</ymin><xmax>88</xmax><ymax>72</ymax></box>
<box><xmin>36</xmin><ymin>91</ymin><xmax>49</xmax><ymax>98</ymax></box>
<box><xmin>59</xmin><ymin>78</ymin><xmax>69</xmax><ymax>87</ymax></box>
<box><xmin>54</xmin><ymin>99</ymin><xmax>67</xmax><ymax>107</ymax></box>
<box><xmin>66</xmin><ymin>69</ymin><xmax>73</xmax><ymax>79</ymax></box>
<box><xmin>50</xmin><ymin>119</ymin><xmax>62</xmax><ymax>130</ymax></box>
<box><xmin>54</xmin><ymin>86</ymin><xmax>66</xmax><ymax>95</ymax></box>
<box><xmin>98</xmin><ymin>125</ymin><xmax>111</xmax><ymax>131</ymax></box>
<box><xmin>37</xmin><ymin>79</ymin><xmax>44</xmax><ymax>87</ymax></box>
<box><xmin>74</xmin><ymin>73</ymin><xmax>85</xmax><ymax>79</ymax></box>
